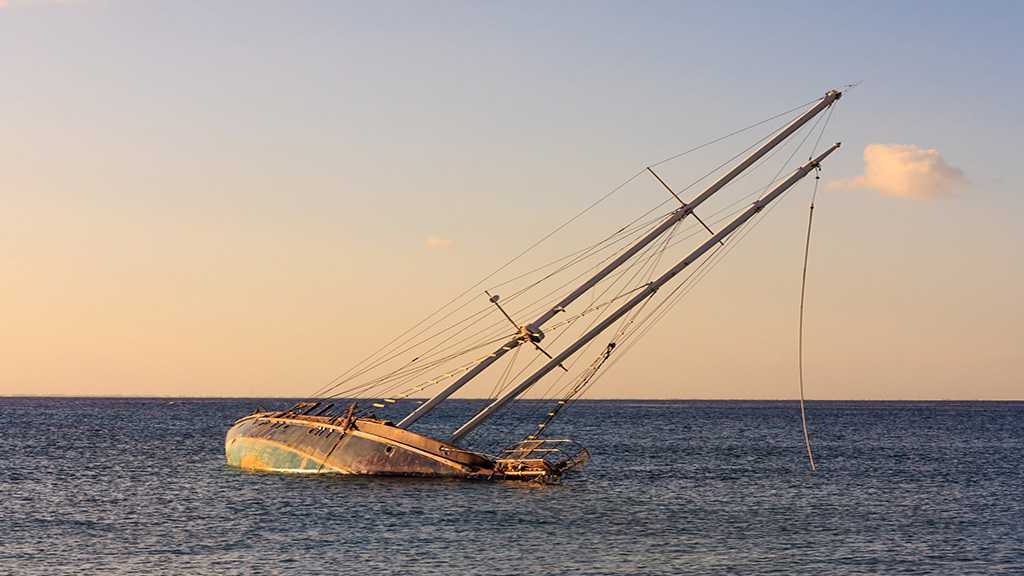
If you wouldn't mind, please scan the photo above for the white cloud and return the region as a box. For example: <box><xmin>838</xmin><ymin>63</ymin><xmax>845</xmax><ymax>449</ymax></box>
<box><xmin>425</xmin><ymin>235</ymin><xmax>454</xmax><ymax>249</ymax></box>
<box><xmin>829</xmin><ymin>144</ymin><xmax>966</xmax><ymax>199</ymax></box>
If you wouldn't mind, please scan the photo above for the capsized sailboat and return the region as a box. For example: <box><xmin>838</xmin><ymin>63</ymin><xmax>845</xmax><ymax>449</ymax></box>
<box><xmin>225</xmin><ymin>88</ymin><xmax>844</xmax><ymax>482</ymax></box>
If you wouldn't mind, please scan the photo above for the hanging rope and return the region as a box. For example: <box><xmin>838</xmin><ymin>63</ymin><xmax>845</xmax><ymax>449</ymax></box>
<box><xmin>797</xmin><ymin>166</ymin><xmax>820</xmax><ymax>472</ymax></box>
<box><xmin>795</xmin><ymin>97</ymin><xmax>837</xmax><ymax>472</ymax></box>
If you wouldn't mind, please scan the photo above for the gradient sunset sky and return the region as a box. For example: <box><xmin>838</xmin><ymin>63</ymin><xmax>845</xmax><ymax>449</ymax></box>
<box><xmin>2</xmin><ymin>1</ymin><xmax>1021</xmax><ymax>399</ymax></box>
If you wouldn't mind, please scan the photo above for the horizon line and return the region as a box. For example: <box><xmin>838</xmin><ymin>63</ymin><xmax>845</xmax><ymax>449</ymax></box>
<box><xmin>2</xmin><ymin>394</ymin><xmax>1021</xmax><ymax>402</ymax></box>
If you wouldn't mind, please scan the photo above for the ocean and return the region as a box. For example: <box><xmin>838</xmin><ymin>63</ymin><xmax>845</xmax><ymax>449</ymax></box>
<box><xmin>2</xmin><ymin>398</ymin><xmax>1021</xmax><ymax>575</ymax></box>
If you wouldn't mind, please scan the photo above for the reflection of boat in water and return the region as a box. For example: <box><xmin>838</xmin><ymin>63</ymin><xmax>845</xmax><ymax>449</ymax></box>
<box><xmin>226</xmin><ymin>88</ymin><xmax>845</xmax><ymax>482</ymax></box>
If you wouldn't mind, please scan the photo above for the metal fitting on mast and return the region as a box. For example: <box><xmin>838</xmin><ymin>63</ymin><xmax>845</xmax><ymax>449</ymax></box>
<box><xmin>518</xmin><ymin>325</ymin><xmax>544</xmax><ymax>344</ymax></box>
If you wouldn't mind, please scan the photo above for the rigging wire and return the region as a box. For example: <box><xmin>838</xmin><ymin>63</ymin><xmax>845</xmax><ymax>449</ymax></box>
<box><xmin>494</xmin><ymin>110</ymin><xmax>805</xmax><ymax>317</ymax></box>
<box><xmin>446</xmin><ymin>215</ymin><xmax>688</xmax><ymax>441</ymax></box>
<box><xmin>368</xmin><ymin>207</ymin><xmax>680</xmax><ymax>411</ymax></box>
<box><xmin>499</xmin><ymin>106</ymin><xmax>811</xmax><ymax>332</ymax></box>
<box><xmin>648</xmin><ymin>96</ymin><xmax>822</xmax><ymax>169</ymax></box>
<box><xmin>490</xmin><ymin>343</ymin><xmax>522</xmax><ymax>400</ymax></box>
<box><xmin>304</xmin><ymin>96</ymin><xmax>826</xmax><ymax>403</ymax></box>
<box><xmin>311</xmin><ymin>206</ymin><xmax>677</xmax><ymax>403</ymax></box>
<box><xmin>521</xmin><ymin>94</ymin><xmax>820</xmax><ymax>291</ymax></box>
<box><xmin>531</xmin><ymin>217</ymin><xmax>682</xmax><ymax>412</ymax></box>
<box><xmin>529</xmin><ymin>213</ymin><xmax>701</xmax><ymax>432</ymax></box>
<box><xmin>511</xmin><ymin>96</ymin><xmax>841</xmax><ymax>443</ymax></box>
<box><xmin>302</xmin><ymin>94</ymin><xmax>843</xmax><ymax>434</ymax></box>
<box><xmin>521</xmin><ymin>219</ymin><xmax>681</xmax><ymax>404</ymax></box>
<box><xmin>359</xmin><ymin>214</ymin><xmax>677</xmax><ymax>404</ymax></box>
<box><xmin>397</xmin><ymin>104</ymin><xmax>823</xmax><ymax>429</ymax></box>
<box><xmin>541</xmin><ymin>174</ymin><xmax>806</xmax><ymax>334</ymax></box>
<box><xmin>531</xmin><ymin>103</ymin><xmax>835</xmax><ymax>438</ymax></box>
<box><xmin>518</xmin><ymin>108</ymin><xmax>824</xmax><ymax>372</ymax></box>
<box><xmin>488</xmin><ymin>210</ymin><xmax>677</xmax><ymax>294</ymax></box>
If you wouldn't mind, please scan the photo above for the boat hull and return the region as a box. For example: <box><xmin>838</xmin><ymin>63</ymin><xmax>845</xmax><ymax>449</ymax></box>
<box><xmin>225</xmin><ymin>412</ymin><xmax>496</xmax><ymax>478</ymax></box>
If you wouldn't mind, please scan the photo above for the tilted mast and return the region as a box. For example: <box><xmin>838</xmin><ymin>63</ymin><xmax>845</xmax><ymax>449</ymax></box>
<box><xmin>396</xmin><ymin>89</ymin><xmax>842</xmax><ymax>430</ymax></box>
<box><xmin>450</xmin><ymin>142</ymin><xmax>842</xmax><ymax>442</ymax></box>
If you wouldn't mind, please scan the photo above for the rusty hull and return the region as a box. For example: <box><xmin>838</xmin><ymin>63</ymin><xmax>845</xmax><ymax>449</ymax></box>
<box><xmin>225</xmin><ymin>412</ymin><xmax>499</xmax><ymax>478</ymax></box>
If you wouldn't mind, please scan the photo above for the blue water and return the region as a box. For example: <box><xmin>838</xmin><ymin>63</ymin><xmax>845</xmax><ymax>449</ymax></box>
<box><xmin>2</xmin><ymin>398</ymin><xmax>1021</xmax><ymax>575</ymax></box>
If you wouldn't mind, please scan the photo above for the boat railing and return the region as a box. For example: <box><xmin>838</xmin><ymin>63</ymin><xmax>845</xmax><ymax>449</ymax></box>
<box><xmin>496</xmin><ymin>438</ymin><xmax>590</xmax><ymax>479</ymax></box>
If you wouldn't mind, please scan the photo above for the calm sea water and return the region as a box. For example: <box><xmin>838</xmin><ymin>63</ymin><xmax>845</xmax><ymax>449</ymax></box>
<box><xmin>1</xmin><ymin>398</ymin><xmax>1021</xmax><ymax>575</ymax></box>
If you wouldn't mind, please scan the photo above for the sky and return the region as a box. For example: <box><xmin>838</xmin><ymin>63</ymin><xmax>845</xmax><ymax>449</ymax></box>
<box><xmin>2</xmin><ymin>1</ymin><xmax>1022</xmax><ymax>400</ymax></box>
